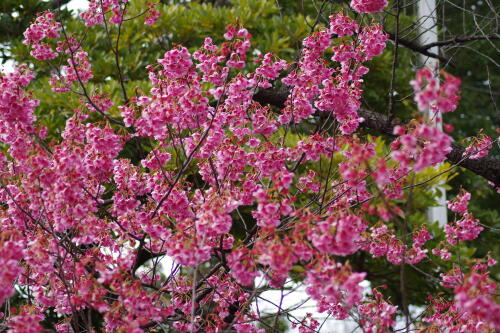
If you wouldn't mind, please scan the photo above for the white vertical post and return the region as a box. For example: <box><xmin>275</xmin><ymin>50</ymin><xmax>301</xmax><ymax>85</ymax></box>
<box><xmin>417</xmin><ymin>0</ymin><xmax>439</xmax><ymax>63</ymax></box>
<box><xmin>417</xmin><ymin>0</ymin><xmax>447</xmax><ymax>226</ymax></box>
<box><xmin>417</xmin><ymin>0</ymin><xmax>448</xmax><ymax>226</ymax></box>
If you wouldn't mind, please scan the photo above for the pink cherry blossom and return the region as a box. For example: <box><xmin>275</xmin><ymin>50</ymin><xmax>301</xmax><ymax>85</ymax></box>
<box><xmin>351</xmin><ymin>0</ymin><xmax>388</xmax><ymax>13</ymax></box>
<box><xmin>329</xmin><ymin>12</ymin><xmax>360</xmax><ymax>37</ymax></box>
<box><xmin>464</xmin><ymin>135</ymin><xmax>493</xmax><ymax>159</ymax></box>
<box><xmin>411</xmin><ymin>67</ymin><xmax>461</xmax><ymax>113</ymax></box>
<box><xmin>305</xmin><ymin>258</ymin><xmax>366</xmax><ymax>318</ymax></box>
<box><xmin>447</xmin><ymin>190</ymin><xmax>471</xmax><ymax>215</ymax></box>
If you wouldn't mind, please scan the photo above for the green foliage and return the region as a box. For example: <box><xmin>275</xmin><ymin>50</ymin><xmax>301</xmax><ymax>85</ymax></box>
<box><xmin>258</xmin><ymin>312</ymin><xmax>289</xmax><ymax>332</ymax></box>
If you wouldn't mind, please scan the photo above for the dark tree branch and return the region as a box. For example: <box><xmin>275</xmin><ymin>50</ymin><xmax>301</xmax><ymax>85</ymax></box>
<box><xmin>446</xmin><ymin>142</ymin><xmax>500</xmax><ymax>186</ymax></box>
<box><xmin>132</xmin><ymin>247</ymin><xmax>166</xmax><ymax>273</ymax></box>
<box><xmin>253</xmin><ymin>86</ymin><xmax>289</xmax><ymax>108</ymax></box>
<box><xmin>253</xmin><ymin>87</ymin><xmax>500</xmax><ymax>186</ymax></box>
<box><xmin>386</xmin><ymin>33</ymin><xmax>449</xmax><ymax>63</ymax></box>
<box><xmin>422</xmin><ymin>34</ymin><xmax>500</xmax><ymax>50</ymax></box>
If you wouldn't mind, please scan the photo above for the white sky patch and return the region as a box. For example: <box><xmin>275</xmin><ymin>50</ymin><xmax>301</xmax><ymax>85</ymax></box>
<box><xmin>66</xmin><ymin>0</ymin><xmax>89</xmax><ymax>12</ymax></box>
<box><xmin>253</xmin><ymin>277</ymin><xmax>367</xmax><ymax>332</ymax></box>
<box><xmin>1</xmin><ymin>60</ymin><xmax>15</xmax><ymax>73</ymax></box>
<box><xmin>149</xmin><ymin>260</ymin><xmax>423</xmax><ymax>333</ymax></box>
<box><xmin>252</xmin><ymin>278</ymin><xmax>424</xmax><ymax>332</ymax></box>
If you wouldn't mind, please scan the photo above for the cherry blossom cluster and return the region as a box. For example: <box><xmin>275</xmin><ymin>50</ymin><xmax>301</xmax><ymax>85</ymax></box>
<box><xmin>411</xmin><ymin>67</ymin><xmax>462</xmax><ymax>114</ymax></box>
<box><xmin>329</xmin><ymin>12</ymin><xmax>359</xmax><ymax>37</ymax></box>
<box><xmin>0</xmin><ymin>66</ymin><xmax>38</xmax><ymax>129</ymax></box>
<box><xmin>425</xmin><ymin>260</ymin><xmax>500</xmax><ymax>332</ymax></box>
<box><xmin>308</xmin><ymin>214</ymin><xmax>367</xmax><ymax>256</ymax></box>
<box><xmin>445</xmin><ymin>190</ymin><xmax>483</xmax><ymax>244</ymax></box>
<box><xmin>463</xmin><ymin>134</ymin><xmax>493</xmax><ymax>159</ymax></box>
<box><xmin>292</xmin><ymin>313</ymin><xmax>320</xmax><ymax>333</ymax></box>
<box><xmin>223</xmin><ymin>25</ymin><xmax>252</xmax><ymax>68</ymax></box>
<box><xmin>305</xmin><ymin>258</ymin><xmax>366</xmax><ymax>318</ymax></box>
<box><xmin>256</xmin><ymin>236</ymin><xmax>302</xmax><ymax>287</ymax></box>
<box><xmin>391</xmin><ymin>123</ymin><xmax>452</xmax><ymax>171</ymax></box>
<box><xmin>145</xmin><ymin>2</ymin><xmax>161</xmax><ymax>26</ymax></box>
<box><xmin>23</xmin><ymin>11</ymin><xmax>61</xmax><ymax>60</ymax></box>
<box><xmin>447</xmin><ymin>189</ymin><xmax>471</xmax><ymax>214</ymax></box>
<box><xmin>81</xmin><ymin>0</ymin><xmax>125</xmax><ymax>26</ymax></box>
<box><xmin>227</xmin><ymin>247</ymin><xmax>259</xmax><ymax>286</ymax></box>
<box><xmin>351</xmin><ymin>0</ymin><xmax>388</xmax><ymax>13</ymax></box>
<box><xmin>7</xmin><ymin>309</ymin><xmax>44</xmax><ymax>333</ymax></box>
<box><xmin>282</xmin><ymin>12</ymin><xmax>388</xmax><ymax>134</ymax></box>
<box><xmin>453</xmin><ymin>262</ymin><xmax>500</xmax><ymax>331</ymax></box>
<box><xmin>254</xmin><ymin>53</ymin><xmax>288</xmax><ymax>88</ymax></box>
<box><xmin>81</xmin><ymin>0</ymin><xmax>162</xmax><ymax>26</ymax></box>
<box><xmin>49</xmin><ymin>48</ymin><xmax>94</xmax><ymax>92</ymax></box>
<box><xmin>358</xmin><ymin>288</ymin><xmax>398</xmax><ymax>332</ymax></box>
<box><xmin>362</xmin><ymin>224</ymin><xmax>433</xmax><ymax>264</ymax></box>
<box><xmin>0</xmin><ymin>235</ymin><xmax>24</xmax><ymax>306</ymax></box>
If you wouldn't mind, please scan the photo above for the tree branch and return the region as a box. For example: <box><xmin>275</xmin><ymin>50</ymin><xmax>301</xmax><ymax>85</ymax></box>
<box><xmin>386</xmin><ymin>33</ymin><xmax>449</xmax><ymax>63</ymax></box>
<box><xmin>422</xmin><ymin>34</ymin><xmax>500</xmax><ymax>50</ymax></box>
<box><xmin>253</xmin><ymin>87</ymin><xmax>500</xmax><ymax>186</ymax></box>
